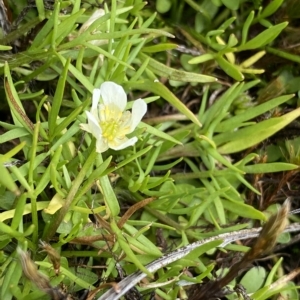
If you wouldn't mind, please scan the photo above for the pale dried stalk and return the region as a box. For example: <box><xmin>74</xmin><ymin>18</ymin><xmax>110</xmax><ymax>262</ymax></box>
<box><xmin>98</xmin><ymin>222</ymin><xmax>300</xmax><ymax>300</ymax></box>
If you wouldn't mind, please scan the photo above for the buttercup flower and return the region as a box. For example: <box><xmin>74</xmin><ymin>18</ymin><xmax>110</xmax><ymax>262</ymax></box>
<box><xmin>80</xmin><ymin>82</ymin><xmax>147</xmax><ymax>153</ymax></box>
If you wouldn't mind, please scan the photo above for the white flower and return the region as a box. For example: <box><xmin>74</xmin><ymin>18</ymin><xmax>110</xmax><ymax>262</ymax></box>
<box><xmin>77</xmin><ymin>9</ymin><xmax>108</xmax><ymax>47</ymax></box>
<box><xmin>80</xmin><ymin>82</ymin><xmax>147</xmax><ymax>153</ymax></box>
<box><xmin>79</xmin><ymin>9</ymin><xmax>106</xmax><ymax>34</ymax></box>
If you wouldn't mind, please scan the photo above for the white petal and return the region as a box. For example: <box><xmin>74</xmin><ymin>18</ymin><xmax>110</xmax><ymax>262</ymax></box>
<box><xmin>86</xmin><ymin>111</ymin><xmax>102</xmax><ymax>138</ymax></box>
<box><xmin>100</xmin><ymin>81</ymin><xmax>127</xmax><ymax>111</ymax></box>
<box><xmin>79</xmin><ymin>9</ymin><xmax>105</xmax><ymax>34</ymax></box>
<box><xmin>129</xmin><ymin>99</ymin><xmax>147</xmax><ymax>132</ymax></box>
<box><xmin>91</xmin><ymin>88</ymin><xmax>101</xmax><ymax>115</ymax></box>
<box><xmin>96</xmin><ymin>138</ymin><xmax>109</xmax><ymax>153</ymax></box>
<box><xmin>110</xmin><ymin>137</ymin><xmax>138</xmax><ymax>150</ymax></box>
<box><xmin>79</xmin><ymin>123</ymin><xmax>92</xmax><ymax>133</ymax></box>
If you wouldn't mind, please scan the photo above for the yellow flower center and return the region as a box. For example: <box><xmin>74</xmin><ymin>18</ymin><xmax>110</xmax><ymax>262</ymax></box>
<box><xmin>99</xmin><ymin>103</ymin><xmax>131</xmax><ymax>143</ymax></box>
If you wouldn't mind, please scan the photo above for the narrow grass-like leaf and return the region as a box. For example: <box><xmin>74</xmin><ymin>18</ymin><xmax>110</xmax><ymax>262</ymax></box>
<box><xmin>44</xmin><ymin>144</ymin><xmax>97</xmax><ymax>240</ymax></box>
<box><xmin>104</xmin><ymin>145</ymin><xmax>153</xmax><ymax>175</ymax></box>
<box><xmin>4</xmin><ymin>63</ymin><xmax>35</xmax><ymax>134</ymax></box>
<box><xmin>142</xmin><ymin>43</ymin><xmax>177</xmax><ymax>53</ymax></box>
<box><xmin>50</xmin><ymin>146</ymin><xmax>63</xmax><ymax>195</ymax></box>
<box><xmin>0</xmin><ymin>17</ymin><xmax>41</xmax><ymax>46</ymax></box>
<box><xmin>266</xmin><ymin>46</ymin><xmax>300</xmax><ymax>63</ymax></box>
<box><xmin>215</xmin><ymin>94</ymin><xmax>294</xmax><ymax>132</ymax></box>
<box><xmin>216</xmin><ymin>56</ymin><xmax>244</xmax><ymax>81</ymax></box>
<box><xmin>202</xmin><ymin>144</ymin><xmax>244</xmax><ymax>174</ymax></box>
<box><xmin>139</xmin><ymin>53</ymin><xmax>217</xmax><ymax>83</ymax></box>
<box><xmin>33</xmin><ymin>163</ymin><xmax>51</xmax><ymax>197</ymax></box>
<box><xmin>110</xmin><ymin>220</ymin><xmax>153</xmax><ymax>277</ymax></box>
<box><xmin>9</xmin><ymin>166</ymin><xmax>31</xmax><ymax>192</ymax></box>
<box><xmin>153</xmin><ymin>158</ymin><xmax>183</xmax><ymax>171</ymax></box>
<box><xmin>30</xmin><ymin>13</ymin><xmax>54</xmax><ymax>49</ymax></box>
<box><xmin>138</xmin><ymin>122</ymin><xmax>182</xmax><ymax>145</ymax></box>
<box><xmin>221</xmin><ymin>0</ymin><xmax>239</xmax><ymax>10</ymax></box>
<box><xmin>0</xmin><ymin>163</ymin><xmax>20</xmax><ymax>196</ymax></box>
<box><xmin>10</xmin><ymin>194</ymin><xmax>27</xmax><ymax>230</ymax></box>
<box><xmin>238</xmin><ymin>22</ymin><xmax>288</xmax><ymax>51</ymax></box>
<box><xmin>241</xmin><ymin>163</ymin><xmax>298</xmax><ymax>173</ymax></box>
<box><xmin>127</xmin><ymin>80</ymin><xmax>201</xmax><ymax>126</ymax></box>
<box><xmin>98</xmin><ymin>172</ymin><xmax>120</xmax><ymax>217</ymax></box>
<box><xmin>217</xmin><ymin>107</ymin><xmax>300</xmax><ymax>153</ymax></box>
<box><xmin>0</xmin><ymin>128</ymin><xmax>29</xmax><ymax>143</ymax></box>
<box><xmin>1</xmin><ymin>260</ymin><xmax>22</xmax><ymax>300</ymax></box>
<box><xmin>0</xmin><ymin>45</ymin><xmax>12</xmax><ymax>50</ymax></box>
<box><xmin>35</xmin><ymin>0</ymin><xmax>45</xmax><ymax>20</ymax></box>
<box><xmin>50</xmin><ymin>121</ymin><xmax>80</xmax><ymax>152</ymax></box>
<box><xmin>123</xmin><ymin>233</ymin><xmax>162</xmax><ymax>257</ymax></box>
<box><xmin>50</xmin><ymin>1</ymin><xmax>60</xmax><ymax>48</ymax></box>
<box><xmin>222</xmin><ymin>199</ymin><xmax>266</xmax><ymax>220</ymax></box>
<box><xmin>188</xmin><ymin>53</ymin><xmax>215</xmax><ymax>64</ymax></box>
<box><xmin>48</xmin><ymin>58</ymin><xmax>70</xmax><ymax>139</ymax></box>
<box><xmin>123</xmin><ymin>223</ymin><xmax>162</xmax><ymax>256</ymax></box>
<box><xmin>254</xmin><ymin>0</ymin><xmax>284</xmax><ymax>23</ymax></box>
<box><xmin>56</xmin><ymin>52</ymin><xmax>94</xmax><ymax>92</ymax></box>
<box><xmin>0</xmin><ymin>201</ymin><xmax>48</xmax><ymax>221</ymax></box>
<box><xmin>264</xmin><ymin>258</ymin><xmax>283</xmax><ymax>286</ymax></box>
<box><xmin>55</xmin><ymin>102</ymin><xmax>87</xmax><ymax>136</ymax></box>
<box><xmin>37</xmin><ymin>262</ymin><xmax>93</xmax><ymax>290</ymax></box>
<box><xmin>0</xmin><ymin>221</ymin><xmax>26</xmax><ymax>238</ymax></box>
<box><xmin>176</xmin><ymin>240</ymin><xmax>222</xmax><ymax>266</ymax></box>
<box><xmin>55</xmin><ymin>9</ymin><xmax>85</xmax><ymax>46</ymax></box>
<box><xmin>203</xmin><ymin>82</ymin><xmax>243</xmax><ymax>128</ymax></box>
<box><xmin>130</xmin><ymin>55</ymin><xmax>150</xmax><ymax>82</ymax></box>
<box><xmin>188</xmin><ymin>188</ymin><xmax>229</xmax><ymax>227</ymax></box>
<box><xmin>72</xmin><ymin>156</ymin><xmax>111</xmax><ymax>202</ymax></box>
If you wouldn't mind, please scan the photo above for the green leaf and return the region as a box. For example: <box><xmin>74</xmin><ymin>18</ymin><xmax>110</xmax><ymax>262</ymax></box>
<box><xmin>216</xmin><ymin>107</ymin><xmax>300</xmax><ymax>153</ymax></box>
<box><xmin>215</xmin><ymin>94</ymin><xmax>294</xmax><ymax>132</ymax></box>
<box><xmin>156</xmin><ymin>0</ymin><xmax>172</xmax><ymax>13</ymax></box>
<box><xmin>174</xmin><ymin>240</ymin><xmax>222</xmax><ymax>266</ymax></box>
<box><xmin>0</xmin><ymin>201</ymin><xmax>49</xmax><ymax>222</ymax></box>
<box><xmin>241</xmin><ymin>11</ymin><xmax>255</xmax><ymax>45</ymax></box>
<box><xmin>238</xmin><ymin>22</ymin><xmax>288</xmax><ymax>51</ymax></box>
<box><xmin>123</xmin><ymin>223</ymin><xmax>162</xmax><ymax>257</ymax></box>
<box><xmin>55</xmin><ymin>9</ymin><xmax>85</xmax><ymax>46</ymax></box>
<box><xmin>241</xmin><ymin>163</ymin><xmax>298</xmax><ymax>173</ymax></box>
<box><xmin>0</xmin><ymin>128</ymin><xmax>29</xmax><ymax>143</ymax></box>
<box><xmin>138</xmin><ymin>122</ymin><xmax>182</xmax><ymax>145</ymax></box>
<box><xmin>216</xmin><ymin>56</ymin><xmax>244</xmax><ymax>81</ymax></box>
<box><xmin>35</xmin><ymin>0</ymin><xmax>45</xmax><ymax>20</ymax></box>
<box><xmin>221</xmin><ymin>0</ymin><xmax>240</xmax><ymax>10</ymax></box>
<box><xmin>0</xmin><ymin>45</ymin><xmax>12</xmax><ymax>50</ymax></box>
<box><xmin>0</xmin><ymin>260</ymin><xmax>22</xmax><ymax>300</ymax></box>
<box><xmin>126</xmin><ymin>80</ymin><xmax>202</xmax><ymax>127</ymax></box>
<box><xmin>4</xmin><ymin>63</ymin><xmax>35</xmax><ymax>135</ymax></box>
<box><xmin>188</xmin><ymin>53</ymin><xmax>215</xmax><ymax>64</ymax></box>
<box><xmin>222</xmin><ymin>199</ymin><xmax>266</xmax><ymax>220</ymax></box>
<box><xmin>55</xmin><ymin>103</ymin><xmax>86</xmax><ymax>136</ymax></box>
<box><xmin>142</xmin><ymin>43</ymin><xmax>177</xmax><ymax>53</ymax></box>
<box><xmin>254</xmin><ymin>0</ymin><xmax>284</xmax><ymax>22</ymax></box>
<box><xmin>49</xmin><ymin>58</ymin><xmax>70</xmax><ymax>139</ymax></box>
<box><xmin>56</xmin><ymin>51</ymin><xmax>94</xmax><ymax>92</ymax></box>
<box><xmin>240</xmin><ymin>267</ymin><xmax>266</xmax><ymax>293</ymax></box>
<box><xmin>110</xmin><ymin>220</ymin><xmax>153</xmax><ymax>277</ymax></box>
<box><xmin>139</xmin><ymin>53</ymin><xmax>217</xmax><ymax>83</ymax></box>
<box><xmin>0</xmin><ymin>163</ymin><xmax>20</xmax><ymax>196</ymax></box>
<box><xmin>203</xmin><ymin>82</ymin><xmax>244</xmax><ymax>128</ymax></box>
<box><xmin>37</xmin><ymin>261</ymin><xmax>94</xmax><ymax>290</ymax></box>
<box><xmin>99</xmin><ymin>172</ymin><xmax>120</xmax><ymax>217</ymax></box>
